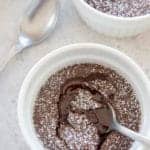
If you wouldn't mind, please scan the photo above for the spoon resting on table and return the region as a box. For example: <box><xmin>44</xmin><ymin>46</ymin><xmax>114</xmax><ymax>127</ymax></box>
<box><xmin>0</xmin><ymin>0</ymin><xmax>59</xmax><ymax>71</ymax></box>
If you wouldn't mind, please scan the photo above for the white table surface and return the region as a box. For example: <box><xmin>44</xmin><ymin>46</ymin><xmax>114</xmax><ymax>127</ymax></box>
<box><xmin>0</xmin><ymin>0</ymin><xmax>150</xmax><ymax>149</ymax></box>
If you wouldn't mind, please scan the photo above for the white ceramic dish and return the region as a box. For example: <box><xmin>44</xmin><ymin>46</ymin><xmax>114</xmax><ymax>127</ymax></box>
<box><xmin>18</xmin><ymin>43</ymin><xmax>150</xmax><ymax>150</ymax></box>
<box><xmin>72</xmin><ymin>0</ymin><xmax>150</xmax><ymax>38</ymax></box>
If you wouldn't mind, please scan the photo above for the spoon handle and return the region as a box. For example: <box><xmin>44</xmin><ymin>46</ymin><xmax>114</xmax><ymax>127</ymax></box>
<box><xmin>114</xmin><ymin>122</ymin><xmax>150</xmax><ymax>146</ymax></box>
<box><xmin>0</xmin><ymin>44</ymin><xmax>24</xmax><ymax>72</ymax></box>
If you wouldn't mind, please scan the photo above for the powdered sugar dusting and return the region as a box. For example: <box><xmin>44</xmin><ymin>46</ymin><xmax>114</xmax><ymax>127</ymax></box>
<box><xmin>86</xmin><ymin>0</ymin><xmax>150</xmax><ymax>17</ymax></box>
<box><xmin>90</xmin><ymin>79</ymin><xmax>116</xmax><ymax>98</ymax></box>
<box><xmin>71</xmin><ymin>89</ymin><xmax>102</xmax><ymax>110</ymax></box>
<box><xmin>60</xmin><ymin>112</ymin><xmax>99</xmax><ymax>149</ymax></box>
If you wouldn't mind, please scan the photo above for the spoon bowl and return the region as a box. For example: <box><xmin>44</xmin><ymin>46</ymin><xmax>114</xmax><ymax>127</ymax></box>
<box><xmin>19</xmin><ymin>0</ymin><xmax>59</xmax><ymax>48</ymax></box>
<box><xmin>0</xmin><ymin>0</ymin><xmax>59</xmax><ymax>71</ymax></box>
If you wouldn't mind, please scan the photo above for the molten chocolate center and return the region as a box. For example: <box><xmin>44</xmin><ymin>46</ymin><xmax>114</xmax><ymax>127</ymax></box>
<box><xmin>57</xmin><ymin>73</ymin><xmax>114</xmax><ymax>147</ymax></box>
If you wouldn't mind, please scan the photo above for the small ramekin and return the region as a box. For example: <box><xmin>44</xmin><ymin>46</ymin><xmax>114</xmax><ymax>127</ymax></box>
<box><xmin>72</xmin><ymin>0</ymin><xmax>150</xmax><ymax>38</ymax></box>
<box><xmin>18</xmin><ymin>43</ymin><xmax>150</xmax><ymax>150</ymax></box>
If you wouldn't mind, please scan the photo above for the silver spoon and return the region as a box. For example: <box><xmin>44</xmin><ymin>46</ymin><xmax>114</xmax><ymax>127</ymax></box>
<box><xmin>0</xmin><ymin>0</ymin><xmax>59</xmax><ymax>71</ymax></box>
<box><xmin>108</xmin><ymin>104</ymin><xmax>150</xmax><ymax>147</ymax></box>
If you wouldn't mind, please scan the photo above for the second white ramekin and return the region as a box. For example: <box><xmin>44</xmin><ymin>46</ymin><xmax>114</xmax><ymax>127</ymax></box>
<box><xmin>72</xmin><ymin>0</ymin><xmax>150</xmax><ymax>38</ymax></box>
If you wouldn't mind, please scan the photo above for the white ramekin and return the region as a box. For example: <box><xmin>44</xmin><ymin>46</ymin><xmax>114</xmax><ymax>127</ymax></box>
<box><xmin>72</xmin><ymin>0</ymin><xmax>150</xmax><ymax>38</ymax></box>
<box><xmin>18</xmin><ymin>43</ymin><xmax>150</xmax><ymax>150</ymax></box>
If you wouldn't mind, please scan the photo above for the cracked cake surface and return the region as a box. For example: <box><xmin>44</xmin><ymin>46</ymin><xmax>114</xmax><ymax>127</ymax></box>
<box><xmin>33</xmin><ymin>63</ymin><xmax>141</xmax><ymax>150</ymax></box>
